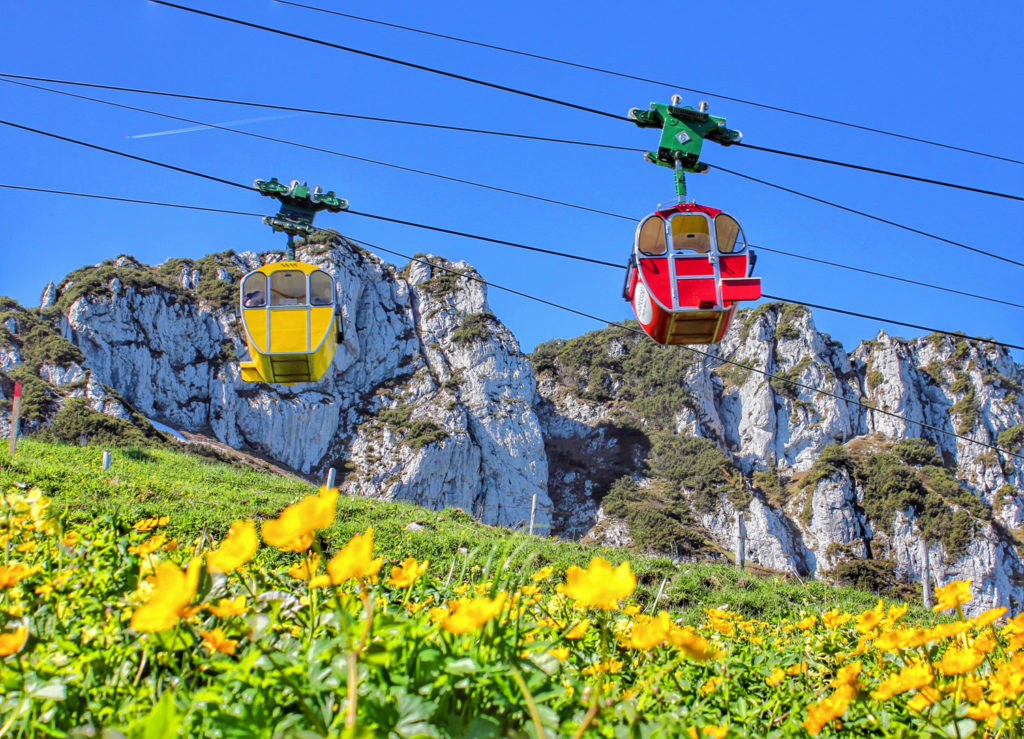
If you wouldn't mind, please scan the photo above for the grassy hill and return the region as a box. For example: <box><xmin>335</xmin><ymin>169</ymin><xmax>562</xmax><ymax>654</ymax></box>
<box><xmin>3</xmin><ymin>437</ymin><xmax>904</xmax><ymax>623</ymax></box>
<box><xmin>1</xmin><ymin>438</ymin><xmax>1016</xmax><ymax>737</ymax></box>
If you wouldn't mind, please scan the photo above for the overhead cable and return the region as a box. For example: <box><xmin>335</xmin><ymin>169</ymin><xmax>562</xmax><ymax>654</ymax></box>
<box><xmin>274</xmin><ymin>0</ymin><xmax>1024</xmax><ymax>167</ymax></box>
<box><xmin>762</xmin><ymin>294</ymin><xmax>1024</xmax><ymax>351</ymax></box>
<box><xmin>4</xmin><ymin>120</ymin><xmax>1018</xmax><ymax>349</ymax></box>
<box><xmin>4</xmin><ymin>76</ymin><xmax>1015</xmax><ymax>307</ymax></box>
<box><xmin>736</xmin><ymin>143</ymin><xmax>1023</xmax><ymax>202</ymax></box>
<box><xmin>751</xmin><ymin>244</ymin><xmax>1024</xmax><ymax>310</ymax></box>
<box><xmin>1</xmin><ymin>77</ymin><xmax>632</xmax><ymax>220</ymax></box>
<box><xmin>0</xmin><ymin>73</ymin><xmax>639</xmax><ymax>153</ymax></box>
<box><xmin>713</xmin><ymin>164</ymin><xmax>1024</xmax><ymax>269</ymax></box>
<box><xmin>346</xmin><ymin>234</ymin><xmax>1024</xmax><ymax>462</ymax></box>
<box><xmin>6</xmin><ymin>174</ymin><xmax>1022</xmax><ymax>441</ymax></box>
<box><xmin>148</xmin><ymin>0</ymin><xmax>627</xmax><ymax>122</ymax></box>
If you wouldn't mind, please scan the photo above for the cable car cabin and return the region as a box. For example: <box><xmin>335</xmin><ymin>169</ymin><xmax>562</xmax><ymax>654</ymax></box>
<box><xmin>623</xmin><ymin>203</ymin><xmax>761</xmax><ymax>345</ymax></box>
<box><xmin>238</xmin><ymin>262</ymin><xmax>342</xmax><ymax>384</ymax></box>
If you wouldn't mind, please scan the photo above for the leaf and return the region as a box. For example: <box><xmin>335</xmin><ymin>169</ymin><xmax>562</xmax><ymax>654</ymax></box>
<box><xmin>131</xmin><ymin>691</ymin><xmax>180</xmax><ymax>739</ymax></box>
<box><xmin>27</xmin><ymin>681</ymin><xmax>66</xmax><ymax>701</ymax></box>
<box><xmin>393</xmin><ymin>691</ymin><xmax>441</xmax><ymax>738</ymax></box>
<box><xmin>445</xmin><ymin>657</ymin><xmax>478</xmax><ymax>675</ymax></box>
<box><xmin>940</xmin><ymin>718</ymin><xmax>978</xmax><ymax>738</ymax></box>
<box><xmin>152</xmin><ymin>628</ymin><xmax>194</xmax><ymax>651</ymax></box>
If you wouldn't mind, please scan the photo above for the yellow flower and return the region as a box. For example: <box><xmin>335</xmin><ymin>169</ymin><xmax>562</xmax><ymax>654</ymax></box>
<box><xmin>128</xmin><ymin>534</ymin><xmax>166</xmax><ymax>556</ymax></box>
<box><xmin>937</xmin><ymin>646</ymin><xmax>984</xmax><ymax>676</ymax></box>
<box><xmin>15</xmin><ymin>541</ymin><xmax>35</xmax><ymax>553</ymax></box>
<box><xmin>786</xmin><ymin>661</ymin><xmax>806</xmax><ymax>676</ymax></box>
<box><xmin>388</xmin><ymin>557</ymin><xmax>429</xmax><ymax>589</ymax></box>
<box><xmin>565</xmin><ymin>620</ymin><xmax>590</xmax><ymax>640</ymax></box>
<box><xmin>933</xmin><ymin>579</ymin><xmax>972</xmax><ymax>612</ymax></box>
<box><xmin>0</xmin><ymin>626</ymin><xmax>28</xmax><ymax>656</ymax></box>
<box><xmin>700</xmin><ymin>677</ymin><xmax>720</xmax><ymax>696</ymax></box>
<box><xmin>288</xmin><ymin>554</ymin><xmax>321</xmax><ymax>581</ymax></box>
<box><xmin>440</xmin><ymin>593</ymin><xmax>507</xmax><ymax>634</ymax></box>
<box><xmin>206</xmin><ymin>520</ymin><xmax>258</xmax><ymax>573</ymax></box>
<box><xmin>207</xmin><ymin>596</ymin><xmax>247</xmax><ymax>618</ymax></box>
<box><xmin>622</xmin><ymin>604</ymin><xmax>642</xmax><ymax>616</ymax></box>
<box><xmin>821</xmin><ymin>609</ymin><xmax>852</xmax><ymax>629</ymax></box>
<box><xmin>830</xmin><ymin>661</ymin><xmax>862</xmax><ymax>690</ymax></box>
<box><xmin>702</xmin><ymin>725</ymin><xmax>728</xmax><ymax>739</ymax></box>
<box><xmin>133</xmin><ymin>515</ymin><xmax>170</xmax><ymax>532</ymax></box>
<box><xmin>907</xmin><ymin>686</ymin><xmax>941</xmax><ymax>712</ymax></box>
<box><xmin>561</xmin><ymin>558</ymin><xmax>635</xmax><ymax>610</ymax></box>
<box><xmin>199</xmin><ymin>628</ymin><xmax>238</xmax><ymax>655</ymax></box>
<box><xmin>326</xmin><ymin>528</ymin><xmax>383</xmax><ymax>584</ymax></box>
<box><xmin>623</xmin><ymin>613</ymin><xmax>668</xmax><ymax>650</ymax></box>
<box><xmin>855</xmin><ymin>600</ymin><xmax>885</xmax><ymax>634</ymax></box>
<box><xmin>548</xmin><ymin>647</ymin><xmax>569</xmax><ymax>660</ymax></box>
<box><xmin>0</xmin><ymin>563</ymin><xmax>39</xmax><ymax>589</ymax></box>
<box><xmin>130</xmin><ymin>558</ymin><xmax>202</xmax><ymax>632</ymax></box>
<box><xmin>582</xmin><ymin>658</ymin><xmax>623</xmax><ymax>676</ymax></box>
<box><xmin>667</xmin><ymin>625</ymin><xmax>717</xmax><ymax>661</ymax></box>
<box><xmin>766</xmin><ymin>668</ymin><xmax>786</xmax><ymax>686</ymax></box>
<box><xmin>795</xmin><ymin>615</ymin><xmax>817</xmax><ymax>630</ymax></box>
<box><xmin>973</xmin><ymin>607</ymin><xmax>1007</xmax><ymax>629</ymax></box>
<box><xmin>871</xmin><ymin>662</ymin><xmax>932</xmax><ymax>701</ymax></box>
<box><xmin>802</xmin><ymin>686</ymin><xmax>855</xmax><ymax>735</ymax></box>
<box><xmin>531</xmin><ymin>566</ymin><xmax>553</xmax><ymax>582</ymax></box>
<box><xmin>262</xmin><ymin>487</ymin><xmax>338</xmax><ymax>552</ymax></box>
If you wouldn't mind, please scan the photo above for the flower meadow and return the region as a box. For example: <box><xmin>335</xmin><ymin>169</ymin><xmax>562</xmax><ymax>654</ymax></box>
<box><xmin>1</xmin><ymin>484</ymin><xmax>1023</xmax><ymax>737</ymax></box>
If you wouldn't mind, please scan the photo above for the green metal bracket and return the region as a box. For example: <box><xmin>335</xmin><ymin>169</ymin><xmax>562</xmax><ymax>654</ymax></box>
<box><xmin>254</xmin><ymin>178</ymin><xmax>349</xmax><ymax>259</ymax></box>
<box><xmin>628</xmin><ymin>97</ymin><xmax>741</xmax><ymax>202</ymax></box>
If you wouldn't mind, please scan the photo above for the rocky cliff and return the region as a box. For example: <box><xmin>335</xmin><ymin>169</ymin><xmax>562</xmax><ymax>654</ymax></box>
<box><xmin>2</xmin><ymin>237</ymin><xmax>1022</xmax><ymax>615</ymax></box>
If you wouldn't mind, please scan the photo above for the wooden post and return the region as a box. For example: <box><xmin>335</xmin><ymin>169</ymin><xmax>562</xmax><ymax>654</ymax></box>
<box><xmin>919</xmin><ymin>536</ymin><xmax>933</xmax><ymax>609</ymax></box>
<box><xmin>735</xmin><ymin>512</ymin><xmax>746</xmax><ymax>570</ymax></box>
<box><xmin>102</xmin><ymin>450</ymin><xmax>112</xmax><ymax>471</ymax></box>
<box><xmin>324</xmin><ymin>467</ymin><xmax>337</xmax><ymax>488</ymax></box>
<box><xmin>529</xmin><ymin>493</ymin><xmax>538</xmax><ymax>536</ymax></box>
<box><xmin>8</xmin><ymin>381</ymin><xmax>22</xmax><ymax>456</ymax></box>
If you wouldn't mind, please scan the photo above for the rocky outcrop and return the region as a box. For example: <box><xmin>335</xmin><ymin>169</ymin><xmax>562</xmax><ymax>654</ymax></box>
<box><xmin>4</xmin><ymin>241</ymin><xmax>1022</xmax><ymax>616</ymax></box>
<box><xmin>32</xmin><ymin>239</ymin><xmax>551</xmax><ymax>531</ymax></box>
<box><xmin>535</xmin><ymin>305</ymin><xmax>1024</xmax><ymax>615</ymax></box>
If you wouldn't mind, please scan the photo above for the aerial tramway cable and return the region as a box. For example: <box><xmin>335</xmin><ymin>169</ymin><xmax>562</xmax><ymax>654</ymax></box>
<box><xmin>6</xmin><ymin>75</ymin><xmax>1020</xmax><ymax>306</ymax></box>
<box><xmin>4</xmin><ymin>176</ymin><xmax>1022</xmax><ymax>459</ymax></box>
<box><xmin>272</xmin><ymin>0</ymin><xmax>1024</xmax><ymax>168</ymax></box>
<box><xmin>147</xmin><ymin>2</ymin><xmax>1024</xmax><ymax>203</ymax></box>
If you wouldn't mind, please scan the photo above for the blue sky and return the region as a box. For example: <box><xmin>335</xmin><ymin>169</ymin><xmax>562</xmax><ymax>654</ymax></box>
<box><xmin>1</xmin><ymin>1</ymin><xmax>1021</xmax><ymax>356</ymax></box>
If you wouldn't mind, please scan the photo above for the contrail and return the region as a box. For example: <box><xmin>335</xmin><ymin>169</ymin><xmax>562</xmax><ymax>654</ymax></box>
<box><xmin>126</xmin><ymin>113</ymin><xmax>302</xmax><ymax>139</ymax></box>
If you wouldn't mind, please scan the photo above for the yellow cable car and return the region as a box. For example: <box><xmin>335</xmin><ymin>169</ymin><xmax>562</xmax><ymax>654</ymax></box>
<box><xmin>238</xmin><ymin>261</ymin><xmax>342</xmax><ymax>384</ymax></box>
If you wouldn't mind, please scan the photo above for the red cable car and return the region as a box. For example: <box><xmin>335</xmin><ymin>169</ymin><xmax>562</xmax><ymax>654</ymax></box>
<box><xmin>623</xmin><ymin>202</ymin><xmax>761</xmax><ymax>345</ymax></box>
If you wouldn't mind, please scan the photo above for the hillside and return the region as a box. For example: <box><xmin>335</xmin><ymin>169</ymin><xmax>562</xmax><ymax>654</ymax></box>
<box><xmin>1</xmin><ymin>235</ymin><xmax>1022</xmax><ymax>617</ymax></box>
<box><xmin>6</xmin><ymin>437</ymin><xmax>1019</xmax><ymax>736</ymax></box>
<box><xmin>0</xmin><ymin>437</ymin><xmax>892</xmax><ymax>621</ymax></box>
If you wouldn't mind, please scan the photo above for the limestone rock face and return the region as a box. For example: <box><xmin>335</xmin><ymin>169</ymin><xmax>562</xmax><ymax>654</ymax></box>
<box><xmin>536</xmin><ymin>305</ymin><xmax>1024</xmax><ymax>616</ymax></box>
<box><xmin>6</xmin><ymin>243</ymin><xmax>1024</xmax><ymax>616</ymax></box>
<box><xmin>46</xmin><ymin>241</ymin><xmax>551</xmax><ymax>530</ymax></box>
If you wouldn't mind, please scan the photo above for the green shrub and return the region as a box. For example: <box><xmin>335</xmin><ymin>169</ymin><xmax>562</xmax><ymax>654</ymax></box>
<box><xmin>452</xmin><ymin>313</ymin><xmax>494</xmax><ymax>344</ymax></box>
<box><xmin>38</xmin><ymin>398</ymin><xmax>164</xmax><ymax>448</ymax></box>
<box><xmin>996</xmin><ymin>425</ymin><xmax>1024</xmax><ymax>453</ymax></box>
<box><xmin>892</xmin><ymin>438</ymin><xmax>943</xmax><ymax>467</ymax></box>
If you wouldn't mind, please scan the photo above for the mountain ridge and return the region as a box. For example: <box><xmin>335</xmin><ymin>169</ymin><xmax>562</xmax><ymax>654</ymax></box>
<box><xmin>2</xmin><ymin>235</ymin><xmax>1021</xmax><ymax>615</ymax></box>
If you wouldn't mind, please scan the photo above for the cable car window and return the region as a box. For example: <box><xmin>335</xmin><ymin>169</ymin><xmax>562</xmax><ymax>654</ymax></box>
<box><xmin>309</xmin><ymin>271</ymin><xmax>334</xmax><ymax>306</ymax></box>
<box><xmin>715</xmin><ymin>215</ymin><xmax>744</xmax><ymax>254</ymax></box>
<box><xmin>670</xmin><ymin>215</ymin><xmax>710</xmax><ymax>254</ymax></box>
<box><xmin>637</xmin><ymin>216</ymin><xmax>666</xmax><ymax>256</ymax></box>
<box><xmin>270</xmin><ymin>270</ymin><xmax>307</xmax><ymax>306</ymax></box>
<box><xmin>242</xmin><ymin>273</ymin><xmax>267</xmax><ymax>307</ymax></box>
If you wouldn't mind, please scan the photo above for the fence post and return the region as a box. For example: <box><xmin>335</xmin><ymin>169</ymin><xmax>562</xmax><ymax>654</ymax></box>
<box><xmin>324</xmin><ymin>467</ymin><xmax>337</xmax><ymax>489</ymax></box>
<box><xmin>102</xmin><ymin>450</ymin><xmax>112</xmax><ymax>471</ymax></box>
<box><xmin>735</xmin><ymin>512</ymin><xmax>746</xmax><ymax>570</ymax></box>
<box><xmin>8</xmin><ymin>381</ymin><xmax>22</xmax><ymax>456</ymax></box>
<box><xmin>529</xmin><ymin>494</ymin><xmax>538</xmax><ymax>536</ymax></box>
<box><xmin>919</xmin><ymin>536</ymin><xmax>933</xmax><ymax>609</ymax></box>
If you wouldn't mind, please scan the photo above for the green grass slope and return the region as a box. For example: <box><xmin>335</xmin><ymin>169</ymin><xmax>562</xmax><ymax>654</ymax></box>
<box><xmin>1</xmin><ymin>437</ymin><xmax>921</xmax><ymax>624</ymax></box>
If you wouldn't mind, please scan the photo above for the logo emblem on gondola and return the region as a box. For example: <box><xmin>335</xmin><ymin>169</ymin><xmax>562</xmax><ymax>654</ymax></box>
<box><xmin>634</xmin><ymin>282</ymin><xmax>653</xmax><ymax>325</ymax></box>
<box><xmin>675</xmin><ymin>131</ymin><xmax>691</xmax><ymax>145</ymax></box>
